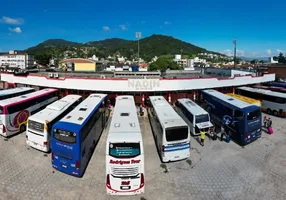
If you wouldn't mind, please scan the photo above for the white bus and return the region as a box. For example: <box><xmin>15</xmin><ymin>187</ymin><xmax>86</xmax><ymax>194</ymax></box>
<box><xmin>26</xmin><ymin>95</ymin><xmax>82</xmax><ymax>152</ymax></box>
<box><xmin>106</xmin><ymin>95</ymin><xmax>145</xmax><ymax>195</ymax></box>
<box><xmin>176</xmin><ymin>98</ymin><xmax>213</xmax><ymax>136</ymax></box>
<box><xmin>236</xmin><ymin>86</ymin><xmax>286</xmax><ymax>117</ymax></box>
<box><xmin>0</xmin><ymin>87</ymin><xmax>35</xmax><ymax>100</ymax></box>
<box><xmin>0</xmin><ymin>88</ymin><xmax>58</xmax><ymax>137</ymax></box>
<box><xmin>149</xmin><ymin>96</ymin><xmax>190</xmax><ymax>162</ymax></box>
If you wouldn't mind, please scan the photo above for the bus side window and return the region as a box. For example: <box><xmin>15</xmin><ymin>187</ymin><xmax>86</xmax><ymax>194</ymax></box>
<box><xmin>234</xmin><ymin>110</ymin><xmax>244</xmax><ymax>119</ymax></box>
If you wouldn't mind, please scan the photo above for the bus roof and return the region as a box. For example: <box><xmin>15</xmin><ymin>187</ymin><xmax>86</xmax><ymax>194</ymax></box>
<box><xmin>226</xmin><ymin>93</ymin><xmax>260</xmax><ymax>105</ymax></box>
<box><xmin>149</xmin><ymin>96</ymin><xmax>187</xmax><ymax>129</ymax></box>
<box><xmin>107</xmin><ymin>95</ymin><xmax>142</xmax><ymax>142</ymax></box>
<box><xmin>177</xmin><ymin>98</ymin><xmax>209</xmax><ymax>116</ymax></box>
<box><xmin>60</xmin><ymin>93</ymin><xmax>107</xmax><ymax>125</ymax></box>
<box><xmin>28</xmin><ymin>95</ymin><xmax>82</xmax><ymax>123</ymax></box>
<box><xmin>0</xmin><ymin>87</ymin><xmax>34</xmax><ymax>96</ymax></box>
<box><xmin>0</xmin><ymin>88</ymin><xmax>58</xmax><ymax>107</ymax></box>
<box><xmin>202</xmin><ymin>89</ymin><xmax>252</xmax><ymax>109</ymax></box>
<box><xmin>237</xmin><ymin>86</ymin><xmax>286</xmax><ymax>98</ymax></box>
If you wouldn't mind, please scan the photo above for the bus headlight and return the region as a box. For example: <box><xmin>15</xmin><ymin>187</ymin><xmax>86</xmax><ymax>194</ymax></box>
<box><xmin>54</xmin><ymin>129</ymin><xmax>57</xmax><ymax>133</ymax></box>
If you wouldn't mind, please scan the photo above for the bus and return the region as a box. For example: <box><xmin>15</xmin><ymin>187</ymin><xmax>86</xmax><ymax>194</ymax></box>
<box><xmin>149</xmin><ymin>96</ymin><xmax>190</xmax><ymax>163</ymax></box>
<box><xmin>236</xmin><ymin>86</ymin><xmax>286</xmax><ymax>117</ymax></box>
<box><xmin>106</xmin><ymin>95</ymin><xmax>144</xmax><ymax>195</ymax></box>
<box><xmin>226</xmin><ymin>93</ymin><xmax>261</xmax><ymax>107</ymax></box>
<box><xmin>253</xmin><ymin>85</ymin><xmax>286</xmax><ymax>93</ymax></box>
<box><xmin>201</xmin><ymin>89</ymin><xmax>261</xmax><ymax>145</ymax></box>
<box><xmin>26</xmin><ymin>95</ymin><xmax>83</xmax><ymax>152</ymax></box>
<box><xmin>0</xmin><ymin>88</ymin><xmax>59</xmax><ymax>137</ymax></box>
<box><xmin>0</xmin><ymin>87</ymin><xmax>35</xmax><ymax>100</ymax></box>
<box><xmin>265</xmin><ymin>82</ymin><xmax>286</xmax><ymax>89</ymax></box>
<box><xmin>176</xmin><ymin>98</ymin><xmax>213</xmax><ymax>136</ymax></box>
<box><xmin>51</xmin><ymin>93</ymin><xmax>108</xmax><ymax>177</ymax></box>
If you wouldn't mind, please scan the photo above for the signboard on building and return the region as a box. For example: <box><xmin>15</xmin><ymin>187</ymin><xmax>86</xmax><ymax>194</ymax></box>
<box><xmin>128</xmin><ymin>79</ymin><xmax>160</xmax><ymax>91</ymax></box>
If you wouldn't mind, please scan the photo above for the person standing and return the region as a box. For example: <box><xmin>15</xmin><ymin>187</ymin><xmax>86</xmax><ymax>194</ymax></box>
<box><xmin>220</xmin><ymin>124</ymin><xmax>225</xmax><ymax>141</ymax></box>
<box><xmin>263</xmin><ymin>116</ymin><xmax>267</xmax><ymax>127</ymax></box>
<box><xmin>200</xmin><ymin>129</ymin><xmax>206</xmax><ymax>146</ymax></box>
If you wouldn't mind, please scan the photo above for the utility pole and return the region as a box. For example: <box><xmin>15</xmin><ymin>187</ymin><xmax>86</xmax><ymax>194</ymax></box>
<box><xmin>136</xmin><ymin>32</ymin><xmax>142</xmax><ymax>62</ymax></box>
<box><xmin>233</xmin><ymin>40</ymin><xmax>237</xmax><ymax>69</ymax></box>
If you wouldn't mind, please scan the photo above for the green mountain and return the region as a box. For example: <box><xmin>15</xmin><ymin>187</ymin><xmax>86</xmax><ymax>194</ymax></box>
<box><xmin>25</xmin><ymin>34</ymin><xmax>219</xmax><ymax>63</ymax></box>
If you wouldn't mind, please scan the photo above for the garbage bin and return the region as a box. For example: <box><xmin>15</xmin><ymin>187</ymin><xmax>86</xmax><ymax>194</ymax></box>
<box><xmin>225</xmin><ymin>135</ymin><xmax>231</xmax><ymax>143</ymax></box>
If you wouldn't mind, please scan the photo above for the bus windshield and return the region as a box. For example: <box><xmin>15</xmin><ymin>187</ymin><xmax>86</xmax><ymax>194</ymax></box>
<box><xmin>28</xmin><ymin>120</ymin><xmax>44</xmax><ymax>132</ymax></box>
<box><xmin>195</xmin><ymin>114</ymin><xmax>209</xmax><ymax>124</ymax></box>
<box><xmin>165</xmin><ymin>126</ymin><xmax>188</xmax><ymax>142</ymax></box>
<box><xmin>247</xmin><ymin>109</ymin><xmax>261</xmax><ymax>121</ymax></box>
<box><xmin>109</xmin><ymin>142</ymin><xmax>140</xmax><ymax>158</ymax></box>
<box><xmin>54</xmin><ymin>129</ymin><xmax>76</xmax><ymax>144</ymax></box>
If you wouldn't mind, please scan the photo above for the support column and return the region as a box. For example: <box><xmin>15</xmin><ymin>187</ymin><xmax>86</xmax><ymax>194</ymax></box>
<box><xmin>232</xmin><ymin>86</ymin><xmax>235</xmax><ymax>94</ymax></box>
<box><xmin>168</xmin><ymin>92</ymin><xmax>171</xmax><ymax>104</ymax></box>
<box><xmin>142</xmin><ymin>93</ymin><xmax>145</xmax><ymax>107</ymax></box>
<box><xmin>193</xmin><ymin>90</ymin><xmax>197</xmax><ymax>102</ymax></box>
<box><xmin>2</xmin><ymin>82</ymin><xmax>5</xmax><ymax>89</ymax></box>
<box><xmin>13</xmin><ymin>83</ymin><xmax>16</xmax><ymax>88</ymax></box>
<box><xmin>65</xmin><ymin>89</ymin><xmax>69</xmax><ymax>96</ymax></box>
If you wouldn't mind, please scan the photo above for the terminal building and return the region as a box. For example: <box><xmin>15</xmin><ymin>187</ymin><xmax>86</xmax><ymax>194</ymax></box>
<box><xmin>0</xmin><ymin>50</ymin><xmax>34</xmax><ymax>69</ymax></box>
<box><xmin>0</xmin><ymin>68</ymin><xmax>275</xmax><ymax>105</ymax></box>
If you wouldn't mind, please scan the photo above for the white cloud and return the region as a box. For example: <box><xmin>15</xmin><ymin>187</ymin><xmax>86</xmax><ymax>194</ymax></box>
<box><xmin>164</xmin><ymin>21</ymin><xmax>171</xmax><ymax>25</ymax></box>
<box><xmin>220</xmin><ymin>49</ymin><xmax>233</xmax><ymax>56</ymax></box>
<box><xmin>9</xmin><ymin>27</ymin><xmax>22</xmax><ymax>33</ymax></box>
<box><xmin>102</xmin><ymin>26</ymin><xmax>110</xmax><ymax>31</ymax></box>
<box><xmin>236</xmin><ymin>50</ymin><xmax>245</xmax><ymax>57</ymax></box>
<box><xmin>119</xmin><ymin>24</ymin><xmax>127</xmax><ymax>30</ymax></box>
<box><xmin>1</xmin><ymin>16</ymin><xmax>23</xmax><ymax>25</ymax></box>
<box><xmin>277</xmin><ymin>49</ymin><xmax>284</xmax><ymax>54</ymax></box>
<box><xmin>266</xmin><ymin>49</ymin><xmax>272</xmax><ymax>56</ymax></box>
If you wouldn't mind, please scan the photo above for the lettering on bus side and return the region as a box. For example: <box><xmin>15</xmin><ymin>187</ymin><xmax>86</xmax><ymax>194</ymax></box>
<box><xmin>109</xmin><ymin>159</ymin><xmax>141</xmax><ymax>165</ymax></box>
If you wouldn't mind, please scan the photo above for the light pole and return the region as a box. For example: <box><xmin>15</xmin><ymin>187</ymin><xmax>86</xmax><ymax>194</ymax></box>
<box><xmin>233</xmin><ymin>40</ymin><xmax>237</xmax><ymax>69</ymax></box>
<box><xmin>136</xmin><ymin>32</ymin><xmax>142</xmax><ymax>62</ymax></box>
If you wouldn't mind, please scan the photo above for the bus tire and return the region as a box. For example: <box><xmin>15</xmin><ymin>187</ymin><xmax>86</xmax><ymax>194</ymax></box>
<box><xmin>267</xmin><ymin>109</ymin><xmax>272</xmax><ymax>115</ymax></box>
<box><xmin>20</xmin><ymin>124</ymin><xmax>26</xmax><ymax>133</ymax></box>
<box><xmin>273</xmin><ymin>110</ymin><xmax>278</xmax><ymax>116</ymax></box>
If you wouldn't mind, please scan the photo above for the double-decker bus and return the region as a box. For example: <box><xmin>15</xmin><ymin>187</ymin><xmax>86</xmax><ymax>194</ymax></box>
<box><xmin>201</xmin><ymin>89</ymin><xmax>261</xmax><ymax>145</ymax></box>
<box><xmin>0</xmin><ymin>88</ymin><xmax>58</xmax><ymax>137</ymax></box>
<box><xmin>51</xmin><ymin>93</ymin><xmax>108</xmax><ymax>177</ymax></box>
<box><xmin>106</xmin><ymin>95</ymin><xmax>145</xmax><ymax>195</ymax></box>
<box><xmin>149</xmin><ymin>96</ymin><xmax>190</xmax><ymax>162</ymax></box>
<box><xmin>236</xmin><ymin>86</ymin><xmax>286</xmax><ymax>117</ymax></box>
<box><xmin>0</xmin><ymin>87</ymin><xmax>35</xmax><ymax>100</ymax></box>
<box><xmin>253</xmin><ymin>85</ymin><xmax>286</xmax><ymax>93</ymax></box>
<box><xmin>226</xmin><ymin>93</ymin><xmax>261</xmax><ymax>107</ymax></box>
<box><xmin>176</xmin><ymin>98</ymin><xmax>213</xmax><ymax>136</ymax></box>
<box><xmin>26</xmin><ymin>95</ymin><xmax>83</xmax><ymax>152</ymax></box>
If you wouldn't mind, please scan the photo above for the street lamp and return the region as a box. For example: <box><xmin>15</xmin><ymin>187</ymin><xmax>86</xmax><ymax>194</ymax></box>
<box><xmin>136</xmin><ymin>32</ymin><xmax>142</xmax><ymax>62</ymax></box>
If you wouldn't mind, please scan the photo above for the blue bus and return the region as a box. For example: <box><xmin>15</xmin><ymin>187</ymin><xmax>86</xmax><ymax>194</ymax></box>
<box><xmin>51</xmin><ymin>93</ymin><xmax>109</xmax><ymax>177</ymax></box>
<box><xmin>265</xmin><ymin>82</ymin><xmax>286</xmax><ymax>89</ymax></box>
<box><xmin>201</xmin><ymin>89</ymin><xmax>262</xmax><ymax>145</ymax></box>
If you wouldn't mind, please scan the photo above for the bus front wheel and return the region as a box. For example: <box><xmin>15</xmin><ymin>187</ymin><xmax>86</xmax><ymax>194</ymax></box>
<box><xmin>20</xmin><ymin>125</ymin><xmax>26</xmax><ymax>133</ymax></box>
<box><xmin>267</xmin><ymin>109</ymin><xmax>272</xmax><ymax>115</ymax></box>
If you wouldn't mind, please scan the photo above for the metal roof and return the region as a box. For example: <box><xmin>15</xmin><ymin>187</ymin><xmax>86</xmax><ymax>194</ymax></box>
<box><xmin>237</xmin><ymin>86</ymin><xmax>286</xmax><ymax>99</ymax></box>
<box><xmin>28</xmin><ymin>95</ymin><xmax>82</xmax><ymax>123</ymax></box>
<box><xmin>0</xmin><ymin>88</ymin><xmax>58</xmax><ymax>106</ymax></box>
<box><xmin>0</xmin><ymin>87</ymin><xmax>34</xmax><ymax>96</ymax></box>
<box><xmin>149</xmin><ymin>96</ymin><xmax>187</xmax><ymax>129</ymax></box>
<box><xmin>177</xmin><ymin>98</ymin><xmax>208</xmax><ymax>116</ymax></box>
<box><xmin>202</xmin><ymin>89</ymin><xmax>251</xmax><ymax>109</ymax></box>
<box><xmin>60</xmin><ymin>93</ymin><xmax>107</xmax><ymax>125</ymax></box>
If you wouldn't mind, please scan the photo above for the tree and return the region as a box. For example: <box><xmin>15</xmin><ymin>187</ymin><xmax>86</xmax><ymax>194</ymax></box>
<box><xmin>278</xmin><ymin>52</ymin><xmax>286</xmax><ymax>63</ymax></box>
<box><xmin>34</xmin><ymin>54</ymin><xmax>52</xmax><ymax>65</ymax></box>
<box><xmin>149</xmin><ymin>57</ymin><xmax>182</xmax><ymax>72</ymax></box>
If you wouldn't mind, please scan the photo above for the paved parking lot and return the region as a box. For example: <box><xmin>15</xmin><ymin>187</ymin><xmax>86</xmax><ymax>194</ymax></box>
<box><xmin>0</xmin><ymin>114</ymin><xmax>286</xmax><ymax>200</ymax></box>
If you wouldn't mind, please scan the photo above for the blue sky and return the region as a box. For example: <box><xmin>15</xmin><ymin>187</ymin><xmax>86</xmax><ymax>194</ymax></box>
<box><xmin>0</xmin><ymin>0</ymin><xmax>286</xmax><ymax>57</ymax></box>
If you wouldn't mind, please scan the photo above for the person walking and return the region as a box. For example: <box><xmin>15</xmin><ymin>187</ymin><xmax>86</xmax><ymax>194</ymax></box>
<box><xmin>200</xmin><ymin>129</ymin><xmax>206</xmax><ymax>146</ymax></box>
<box><xmin>220</xmin><ymin>124</ymin><xmax>225</xmax><ymax>141</ymax></box>
<box><xmin>263</xmin><ymin>116</ymin><xmax>267</xmax><ymax>127</ymax></box>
